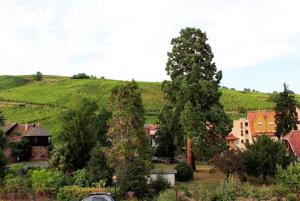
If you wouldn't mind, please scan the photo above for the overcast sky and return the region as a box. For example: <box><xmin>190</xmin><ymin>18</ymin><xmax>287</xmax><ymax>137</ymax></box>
<box><xmin>0</xmin><ymin>0</ymin><xmax>299</xmax><ymax>93</ymax></box>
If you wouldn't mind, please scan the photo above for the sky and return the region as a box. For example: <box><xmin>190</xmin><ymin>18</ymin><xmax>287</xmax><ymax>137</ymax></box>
<box><xmin>0</xmin><ymin>0</ymin><xmax>299</xmax><ymax>93</ymax></box>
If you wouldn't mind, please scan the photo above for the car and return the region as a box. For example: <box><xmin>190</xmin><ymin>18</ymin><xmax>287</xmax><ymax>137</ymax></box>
<box><xmin>80</xmin><ymin>193</ymin><xmax>116</xmax><ymax>201</ymax></box>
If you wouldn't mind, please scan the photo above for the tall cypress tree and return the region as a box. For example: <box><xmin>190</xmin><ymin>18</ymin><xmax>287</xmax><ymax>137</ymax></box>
<box><xmin>108</xmin><ymin>80</ymin><xmax>152</xmax><ymax>196</ymax></box>
<box><xmin>157</xmin><ymin>27</ymin><xmax>232</xmax><ymax>161</ymax></box>
<box><xmin>275</xmin><ymin>83</ymin><xmax>298</xmax><ymax>138</ymax></box>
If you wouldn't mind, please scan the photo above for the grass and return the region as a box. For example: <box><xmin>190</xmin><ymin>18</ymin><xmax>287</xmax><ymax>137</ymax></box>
<box><xmin>1</xmin><ymin>75</ymin><xmax>300</xmax><ymax>134</ymax></box>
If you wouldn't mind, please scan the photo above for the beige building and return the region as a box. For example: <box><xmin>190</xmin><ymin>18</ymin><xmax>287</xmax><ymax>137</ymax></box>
<box><xmin>227</xmin><ymin>108</ymin><xmax>300</xmax><ymax>150</ymax></box>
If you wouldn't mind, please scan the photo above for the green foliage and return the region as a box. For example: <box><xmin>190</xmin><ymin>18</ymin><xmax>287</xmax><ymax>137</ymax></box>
<box><xmin>52</xmin><ymin>98</ymin><xmax>98</xmax><ymax>171</ymax></box>
<box><xmin>50</xmin><ymin>144</ymin><xmax>73</xmax><ymax>173</ymax></box>
<box><xmin>214</xmin><ymin>177</ymin><xmax>238</xmax><ymax>201</ymax></box>
<box><xmin>157</xmin><ymin>190</ymin><xmax>177</xmax><ymax>201</ymax></box>
<box><xmin>73</xmin><ymin>169</ymin><xmax>91</xmax><ymax>187</ymax></box>
<box><xmin>275</xmin><ymin>83</ymin><xmax>298</xmax><ymax>138</ymax></box>
<box><xmin>276</xmin><ymin>163</ymin><xmax>300</xmax><ymax>193</ymax></box>
<box><xmin>160</xmin><ymin>27</ymin><xmax>232</xmax><ymax>159</ymax></box>
<box><xmin>3</xmin><ymin>164</ymin><xmax>31</xmax><ymax>196</ymax></box>
<box><xmin>0</xmin><ymin>148</ymin><xmax>7</xmax><ymax>180</ymax></box>
<box><xmin>33</xmin><ymin>71</ymin><xmax>43</xmax><ymax>81</ymax></box>
<box><xmin>237</xmin><ymin>106</ymin><xmax>246</xmax><ymax>113</ymax></box>
<box><xmin>71</xmin><ymin>73</ymin><xmax>90</xmax><ymax>79</ymax></box>
<box><xmin>117</xmin><ymin>159</ymin><xmax>149</xmax><ymax>197</ymax></box>
<box><xmin>243</xmin><ymin>135</ymin><xmax>290</xmax><ymax>184</ymax></box>
<box><xmin>56</xmin><ymin>185</ymin><xmax>106</xmax><ymax>201</ymax></box>
<box><xmin>175</xmin><ymin>162</ymin><xmax>193</xmax><ymax>182</ymax></box>
<box><xmin>8</xmin><ymin>138</ymin><xmax>31</xmax><ymax>161</ymax></box>
<box><xmin>87</xmin><ymin>143</ymin><xmax>113</xmax><ymax>186</ymax></box>
<box><xmin>31</xmin><ymin>168</ymin><xmax>65</xmax><ymax>194</ymax></box>
<box><xmin>150</xmin><ymin>175</ymin><xmax>170</xmax><ymax>194</ymax></box>
<box><xmin>0</xmin><ymin>130</ymin><xmax>6</xmax><ymax>149</ymax></box>
<box><xmin>0</xmin><ymin>76</ymin><xmax>29</xmax><ymax>89</ymax></box>
<box><xmin>195</xmin><ymin>184</ymin><xmax>212</xmax><ymax>201</ymax></box>
<box><xmin>108</xmin><ymin>81</ymin><xmax>152</xmax><ymax>197</ymax></box>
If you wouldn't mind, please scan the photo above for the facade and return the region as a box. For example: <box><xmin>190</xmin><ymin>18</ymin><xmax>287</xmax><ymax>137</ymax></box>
<box><xmin>227</xmin><ymin>110</ymin><xmax>292</xmax><ymax>150</ymax></box>
<box><xmin>2</xmin><ymin>123</ymin><xmax>50</xmax><ymax>162</ymax></box>
<box><xmin>144</xmin><ymin>124</ymin><xmax>158</xmax><ymax>147</ymax></box>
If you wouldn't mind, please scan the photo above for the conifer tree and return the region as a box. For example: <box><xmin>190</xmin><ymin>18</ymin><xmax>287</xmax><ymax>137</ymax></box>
<box><xmin>275</xmin><ymin>83</ymin><xmax>298</xmax><ymax>139</ymax></box>
<box><xmin>157</xmin><ymin>27</ymin><xmax>232</xmax><ymax>161</ymax></box>
<box><xmin>108</xmin><ymin>80</ymin><xmax>152</xmax><ymax>196</ymax></box>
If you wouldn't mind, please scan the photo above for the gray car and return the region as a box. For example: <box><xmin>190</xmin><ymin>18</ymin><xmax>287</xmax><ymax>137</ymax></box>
<box><xmin>80</xmin><ymin>193</ymin><xmax>116</xmax><ymax>201</ymax></box>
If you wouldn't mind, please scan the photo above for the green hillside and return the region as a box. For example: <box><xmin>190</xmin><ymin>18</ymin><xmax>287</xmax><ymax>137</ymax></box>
<box><xmin>0</xmin><ymin>75</ymin><xmax>298</xmax><ymax>134</ymax></box>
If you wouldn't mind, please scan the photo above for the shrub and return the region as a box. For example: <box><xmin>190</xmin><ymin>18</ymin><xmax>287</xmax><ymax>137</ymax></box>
<box><xmin>150</xmin><ymin>175</ymin><xmax>170</xmax><ymax>193</ymax></box>
<box><xmin>71</xmin><ymin>73</ymin><xmax>90</xmax><ymax>79</ymax></box>
<box><xmin>174</xmin><ymin>162</ymin><xmax>193</xmax><ymax>182</ymax></box>
<box><xmin>56</xmin><ymin>185</ymin><xmax>105</xmax><ymax>201</ymax></box>
<box><xmin>31</xmin><ymin>168</ymin><xmax>65</xmax><ymax>194</ymax></box>
<box><xmin>214</xmin><ymin>177</ymin><xmax>238</xmax><ymax>201</ymax></box>
<box><xmin>195</xmin><ymin>184</ymin><xmax>212</xmax><ymax>201</ymax></box>
<box><xmin>73</xmin><ymin>168</ymin><xmax>90</xmax><ymax>187</ymax></box>
<box><xmin>0</xmin><ymin>149</ymin><xmax>7</xmax><ymax>180</ymax></box>
<box><xmin>157</xmin><ymin>190</ymin><xmax>177</xmax><ymax>201</ymax></box>
<box><xmin>87</xmin><ymin>144</ymin><xmax>113</xmax><ymax>186</ymax></box>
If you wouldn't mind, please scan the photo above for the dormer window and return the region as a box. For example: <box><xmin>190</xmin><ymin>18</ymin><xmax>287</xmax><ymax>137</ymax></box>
<box><xmin>258</xmin><ymin>122</ymin><xmax>263</xmax><ymax>125</ymax></box>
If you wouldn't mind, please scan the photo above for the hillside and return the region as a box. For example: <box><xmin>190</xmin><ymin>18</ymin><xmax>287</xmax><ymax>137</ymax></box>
<box><xmin>0</xmin><ymin>75</ymin><xmax>298</xmax><ymax>134</ymax></box>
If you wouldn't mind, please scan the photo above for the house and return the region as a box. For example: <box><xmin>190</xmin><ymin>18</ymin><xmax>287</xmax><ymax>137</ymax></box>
<box><xmin>283</xmin><ymin>130</ymin><xmax>300</xmax><ymax>161</ymax></box>
<box><xmin>144</xmin><ymin>124</ymin><xmax>158</xmax><ymax>147</ymax></box>
<box><xmin>227</xmin><ymin>110</ymin><xmax>295</xmax><ymax>150</ymax></box>
<box><xmin>2</xmin><ymin>123</ymin><xmax>50</xmax><ymax>162</ymax></box>
<box><xmin>150</xmin><ymin>169</ymin><xmax>177</xmax><ymax>186</ymax></box>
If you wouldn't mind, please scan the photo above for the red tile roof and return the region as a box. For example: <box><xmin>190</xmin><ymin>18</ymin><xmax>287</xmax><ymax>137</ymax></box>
<box><xmin>226</xmin><ymin>134</ymin><xmax>239</xmax><ymax>141</ymax></box>
<box><xmin>283</xmin><ymin>130</ymin><xmax>300</xmax><ymax>157</ymax></box>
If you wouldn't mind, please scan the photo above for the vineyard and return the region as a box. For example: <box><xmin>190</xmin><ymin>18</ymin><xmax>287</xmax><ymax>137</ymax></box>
<box><xmin>0</xmin><ymin>75</ymin><xmax>299</xmax><ymax>133</ymax></box>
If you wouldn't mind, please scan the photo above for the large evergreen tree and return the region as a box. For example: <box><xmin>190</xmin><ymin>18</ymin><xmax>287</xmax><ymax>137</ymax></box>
<box><xmin>107</xmin><ymin>80</ymin><xmax>152</xmax><ymax>196</ymax></box>
<box><xmin>275</xmin><ymin>83</ymin><xmax>298</xmax><ymax>139</ymax></box>
<box><xmin>157</xmin><ymin>27</ymin><xmax>232</xmax><ymax>161</ymax></box>
<box><xmin>51</xmin><ymin>98</ymin><xmax>98</xmax><ymax>172</ymax></box>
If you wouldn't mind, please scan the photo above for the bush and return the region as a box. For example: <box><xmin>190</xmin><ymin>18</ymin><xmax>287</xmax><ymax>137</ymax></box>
<box><xmin>3</xmin><ymin>164</ymin><xmax>31</xmax><ymax>197</ymax></box>
<box><xmin>73</xmin><ymin>169</ymin><xmax>90</xmax><ymax>187</ymax></box>
<box><xmin>150</xmin><ymin>175</ymin><xmax>170</xmax><ymax>193</ymax></box>
<box><xmin>157</xmin><ymin>190</ymin><xmax>177</xmax><ymax>201</ymax></box>
<box><xmin>71</xmin><ymin>73</ymin><xmax>90</xmax><ymax>79</ymax></box>
<box><xmin>87</xmin><ymin>144</ymin><xmax>113</xmax><ymax>186</ymax></box>
<box><xmin>195</xmin><ymin>184</ymin><xmax>212</xmax><ymax>201</ymax></box>
<box><xmin>0</xmin><ymin>149</ymin><xmax>7</xmax><ymax>180</ymax></box>
<box><xmin>174</xmin><ymin>162</ymin><xmax>193</xmax><ymax>182</ymax></box>
<box><xmin>31</xmin><ymin>168</ymin><xmax>65</xmax><ymax>194</ymax></box>
<box><xmin>213</xmin><ymin>177</ymin><xmax>238</xmax><ymax>201</ymax></box>
<box><xmin>56</xmin><ymin>185</ymin><xmax>105</xmax><ymax>201</ymax></box>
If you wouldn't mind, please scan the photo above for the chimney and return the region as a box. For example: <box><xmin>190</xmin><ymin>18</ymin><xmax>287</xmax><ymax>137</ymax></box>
<box><xmin>25</xmin><ymin>123</ymin><xmax>28</xmax><ymax>131</ymax></box>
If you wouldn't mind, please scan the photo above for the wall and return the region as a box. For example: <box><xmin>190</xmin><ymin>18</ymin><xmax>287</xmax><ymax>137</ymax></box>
<box><xmin>150</xmin><ymin>173</ymin><xmax>176</xmax><ymax>186</ymax></box>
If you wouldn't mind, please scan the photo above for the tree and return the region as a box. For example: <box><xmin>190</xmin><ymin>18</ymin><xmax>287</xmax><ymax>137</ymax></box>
<box><xmin>243</xmin><ymin>135</ymin><xmax>290</xmax><ymax>184</ymax></box>
<box><xmin>158</xmin><ymin>27</ymin><xmax>232</xmax><ymax>163</ymax></box>
<box><xmin>33</xmin><ymin>71</ymin><xmax>43</xmax><ymax>81</ymax></box>
<box><xmin>276</xmin><ymin>163</ymin><xmax>300</xmax><ymax>199</ymax></box>
<box><xmin>0</xmin><ymin>148</ymin><xmax>7</xmax><ymax>180</ymax></box>
<box><xmin>87</xmin><ymin>142</ymin><xmax>113</xmax><ymax>186</ymax></box>
<box><xmin>107</xmin><ymin>80</ymin><xmax>152</xmax><ymax>197</ymax></box>
<box><xmin>51</xmin><ymin>98</ymin><xmax>98</xmax><ymax>172</ymax></box>
<box><xmin>71</xmin><ymin>73</ymin><xmax>90</xmax><ymax>79</ymax></box>
<box><xmin>275</xmin><ymin>83</ymin><xmax>298</xmax><ymax>139</ymax></box>
<box><xmin>96</xmin><ymin>108</ymin><xmax>112</xmax><ymax>146</ymax></box>
<box><xmin>211</xmin><ymin>150</ymin><xmax>245</xmax><ymax>180</ymax></box>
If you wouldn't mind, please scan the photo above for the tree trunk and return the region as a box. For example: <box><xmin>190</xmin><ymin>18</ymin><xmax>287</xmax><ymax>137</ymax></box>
<box><xmin>186</xmin><ymin>137</ymin><xmax>192</xmax><ymax>168</ymax></box>
<box><xmin>263</xmin><ymin>174</ymin><xmax>267</xmax><ymax>185</ymax></box>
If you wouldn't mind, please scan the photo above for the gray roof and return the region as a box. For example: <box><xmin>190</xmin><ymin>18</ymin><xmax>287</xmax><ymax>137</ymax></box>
<box><xmin>150</xmin><ymin>169</ymin><xmax>177</xmax><ymax>174</ymax></box>
<box><xmin>23</xmin><ymin>126</ymin><xmax>49</xmax><ymax>137</ymax></box>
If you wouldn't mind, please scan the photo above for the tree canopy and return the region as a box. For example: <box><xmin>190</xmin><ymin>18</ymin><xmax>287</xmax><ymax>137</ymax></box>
<box><xmin>243</xmin><ymin>135</ymin><xmax>290</xmax><ymax>184</ymax></box>
<box><xmin>156</xmin><ymin>27</ymin><xmax>232</xmax><ymax>161</ymax></box>
<box><xmin>275</xmin><ymin>83</ymin><xmax>298</xmax><ymax>139</ymax></box>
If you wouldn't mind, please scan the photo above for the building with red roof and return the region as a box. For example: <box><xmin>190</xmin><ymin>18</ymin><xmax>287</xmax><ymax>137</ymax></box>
<box><xmin>283</xmin><ymin>130</ymin><xmax>300</xmax><ymax>161</ymax></box>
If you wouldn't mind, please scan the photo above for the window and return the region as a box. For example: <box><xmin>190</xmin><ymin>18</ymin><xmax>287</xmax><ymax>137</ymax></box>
<box><xmin>241</xmin><ymin>140</ymin><xmax>244</xmax><ymax>144</ymax></box>
<box><xmin>241</xmin><ymin>130</ymin><xmax>244</xmax><ymax>136</ymax></box>
<box><xmin>246</xmin><ymin>139</ymin><xmax>249</xmax><ymax>143</ymax></box>
<box><xmin>245</xmin><ymin>130</ymin><xmax>249</xmax><ymax>134</ymax></box>
<box><xmin>245</xmin><ymin>122</ymin><xmax>248</xmax><ymax>126</ymax></box>
<box><xmin>269</xmin><ymin>122</ymin><xmax>274</xmax><ymax>125</ymax></box>
<box><xmin>240</xmin><ymin>122</ymin><xmax>243</xmax><ymax>128</ymax></box>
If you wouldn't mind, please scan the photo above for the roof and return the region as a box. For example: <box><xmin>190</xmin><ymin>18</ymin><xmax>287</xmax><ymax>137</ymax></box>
<box><xmin>23</xmin><ymin>126</ymin><xmax>49</xmax><ymax>137</ymax></box>
<box><xmin>283</xmin><ymin>130</ymin><xmax>300</xmax><ymax>157</ymax></box>
<box><xmin>144</xmin><ymin>124</ymin><xmax>158</xmax><ymax>130</ymax></box>
<box><xmin>2</xmin><ymin>123</ymin><xmax>49</xmax><ymax>137</ymax></box>
<box><xmin>247</xmin><ymin>111</ymin><xmax>276</xmax><ymax>137</ymax></box>
<box><xmin>150</xmin><ymin>169</ymin><xmax>177</xmax><ymax>174</ymax></box>
<box><xmin>226</xmin><ymin>134</ymin><xmax>239</xmax><ymax>141</ymax></box>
